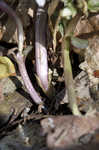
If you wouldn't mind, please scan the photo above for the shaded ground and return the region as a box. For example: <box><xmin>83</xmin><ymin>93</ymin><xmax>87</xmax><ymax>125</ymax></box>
<box><xmin>0</xmin><ymin>0</ymin><xmax>99</xmax><ymax>150</ymax></box>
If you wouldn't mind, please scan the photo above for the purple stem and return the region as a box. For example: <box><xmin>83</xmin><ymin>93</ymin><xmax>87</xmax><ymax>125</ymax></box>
<box><xmin>0</xmin><ymin>1</ymin><xmax>43</xmax><ymax>105</ymax></box>
<box><xmin>0</xmin><ymin>1</ymin><xmax>24</xmax><ymax>53</ymax></box>
<box><xmin>35</xmin><ymin>8</ymin><xmax>48</xmax><ymax>91</ymax></box>
<box><xmin>15</xmin><ymin>53</ymin><xmax>43</xmax><ymax>104</ymax></box>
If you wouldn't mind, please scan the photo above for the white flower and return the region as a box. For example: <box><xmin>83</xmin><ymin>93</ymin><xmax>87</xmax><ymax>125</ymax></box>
<box><xmin>61</xmin><ymin>8</ymin><xmax>72</xmax><ymax>19</ymax></box>
<box><xmin>35</xmin><ymin>0</ymin><xmax>46</xmax><ymax>7</ymax></box>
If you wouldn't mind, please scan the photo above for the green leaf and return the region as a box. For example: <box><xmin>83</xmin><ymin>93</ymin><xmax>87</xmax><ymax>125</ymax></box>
<box><xmin>58</xmin><ymin>23</ymin><xmax>64</xmax><ymax>37</ymax></box>
<box><xmin>71</xmin><ymin>37</ymin><xmax>88</xmax><ymax>49</ymax></box>
<box><xmin>88</xmin><ymin>0</ymin><xmax>99</xmax><ymax>12</ymax></box>
<box><xmin>61</xmin><ymin>3</ymin><xmax>77</xmax><ymax>20</ymax></box>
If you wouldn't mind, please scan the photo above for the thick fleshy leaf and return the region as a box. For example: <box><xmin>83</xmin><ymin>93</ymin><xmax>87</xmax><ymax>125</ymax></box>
<box><xmin>71</xmin><ymin>37</ymin><xmax>88</xmax><ymax>49</ymax></box>
<box><xmin>0</xmin><ymin>56</ymin><xmax>16</xmax><ymax>79</ymax></box>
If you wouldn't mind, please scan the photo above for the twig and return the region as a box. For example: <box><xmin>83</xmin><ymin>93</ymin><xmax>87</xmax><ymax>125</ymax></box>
<box><xmin>53</xmin><ymin>10</ymin><xmax>61</xmax><ymax>52</ymax></box>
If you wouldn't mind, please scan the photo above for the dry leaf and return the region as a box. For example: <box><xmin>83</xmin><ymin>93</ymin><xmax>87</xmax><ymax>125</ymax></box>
<box><xmin>0</xmin><ymin>56</ymin><xmax>16</xmax><ymax>79</ymax></box>
<box><xmin>94</xmin><ymin>70</ymin><xmax>99</xmax><ymax>78</ymax></box>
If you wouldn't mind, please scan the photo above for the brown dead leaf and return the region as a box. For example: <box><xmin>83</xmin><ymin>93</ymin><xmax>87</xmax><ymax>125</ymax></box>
<box><xmin>89</xmin><ymin>14</ymin><xmax>99</xmax><ymax>30</ymax></box>
<box><xmin>74</xmin><ymin>18</ymin><xmax>94</xmax><ymax>36</ymax></box>
<box><xmin>93</xmin><ymin>70</ymin><xmax>99</xmax><ymax>78</ymax></box>
<box><xmin>41</xmin><ymin>114</ymin><xmax>99</xmax><ymax>149</ymax></box>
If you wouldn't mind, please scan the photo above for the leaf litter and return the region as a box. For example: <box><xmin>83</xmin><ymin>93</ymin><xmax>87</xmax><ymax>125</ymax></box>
<box><xmin>0</xmin><ymin>0</ymin><xmax>99</xmax><ymax>150</ymax></box>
